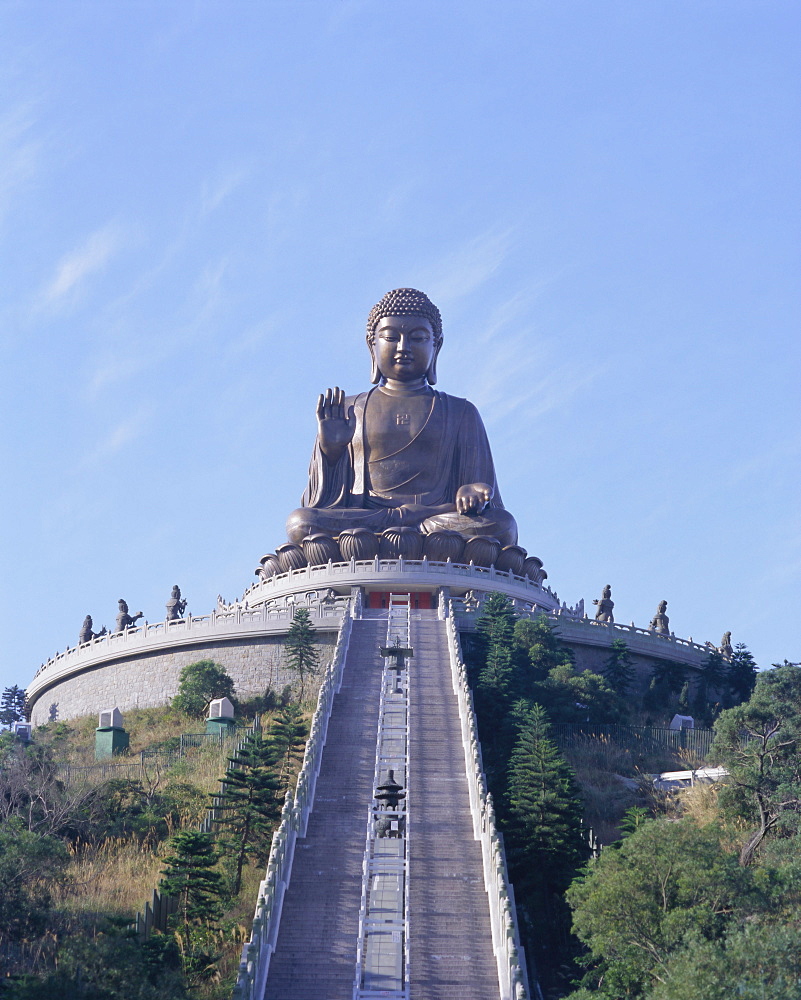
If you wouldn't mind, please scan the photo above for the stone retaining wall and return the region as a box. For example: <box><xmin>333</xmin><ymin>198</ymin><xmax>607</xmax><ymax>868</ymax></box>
<box><xmin>29</xmin><ymin>632</ymin><xmax>338</xmax><ymax>726</ymax></box>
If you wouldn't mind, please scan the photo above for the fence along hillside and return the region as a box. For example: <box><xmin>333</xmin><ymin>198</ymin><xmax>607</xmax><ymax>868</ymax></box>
<box><xmin>550</xmin><ymin>723</ymin><xmax>715</xmax><ymax>759</ymax></box>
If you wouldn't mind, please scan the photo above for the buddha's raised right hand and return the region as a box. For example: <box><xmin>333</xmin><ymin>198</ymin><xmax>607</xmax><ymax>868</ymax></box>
<box><xmin>316</xmin><ymin>387</ymin><xmax>356</xmax><ymax>464</ymax></box>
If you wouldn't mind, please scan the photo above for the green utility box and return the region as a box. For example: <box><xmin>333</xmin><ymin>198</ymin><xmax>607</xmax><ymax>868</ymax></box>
<box><xmin>206</xmin><ymin>717</ymin><xmax>237</xmax><ymax>737</ymax></box>
<box><xmin>206</xmin><ymin>697</ymin><xmax>236</xmax><ymax>737</ymax></box>
<box><xmin>95</xmin><ymin>726</ymin><xmax>130</xmax><ymax>760</ymax></box>
<box><xmin>95</xmin><ymin>710</ymin><xmax>129</xmax><ymax>760</ymax></box>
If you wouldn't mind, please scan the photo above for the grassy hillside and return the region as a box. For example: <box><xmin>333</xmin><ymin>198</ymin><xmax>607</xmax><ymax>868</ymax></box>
<box><xmin>0</xmin><ymin>694</ymin><xmax>311</xmax><ymax>999</ymax></box>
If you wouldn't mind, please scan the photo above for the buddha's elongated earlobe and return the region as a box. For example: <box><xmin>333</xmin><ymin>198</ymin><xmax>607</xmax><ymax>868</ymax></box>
<box><xmin>367</xmin><ymin>338</ymin><xmax>381</xmax><ymax>384</ymax></box>
<box><xmin>426</xmin><ymin>340</ymin><xmax>443</xmax><ymax>385</ymax></box>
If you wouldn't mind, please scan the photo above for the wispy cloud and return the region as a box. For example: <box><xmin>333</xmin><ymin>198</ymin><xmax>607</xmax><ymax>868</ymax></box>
<box><xmin>448</xmin><ymin>286</ymin><xmax>605</xmax><ymax>428</ymax></box>
<box><xmin>42</xmin><ymin>223</ymin><xmax>125</xmax><ymax>304</ymax></box>
<box><xmin>472</xmin><ymin>347</ymin><xmax>606</xmax><ymax>428</ymax></box>
<box><xmin>84</xmin><ymin>407</ymin><xmax>153</xmax><ymax>466</ymax></box>
<box><xmin>199</xmin><ymin>165</ymin><xmax>252</xmax><ymax>217</ymax></box>
<box><xmin>423</xmin><ymin>228</ymin><xmax>515</xmax><ymax>306</ymax></box>
<box><xmin>721</xmin><ymin>433</ymin><xmax>801</xmax><ymax>490</ymax></box>
<box><xmin>0</xmin><ymin>100</ymin><xmax>43</xmax><ymax>231</ymax></box>
<box><xmin>88</xmin><ymin>355</ymin><xmax>149</xmax><ymax>395</ymax></box>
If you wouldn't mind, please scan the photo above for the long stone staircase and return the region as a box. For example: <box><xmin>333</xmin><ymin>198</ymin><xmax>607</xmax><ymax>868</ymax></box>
<box><xmin>408</xmin><ymin>616</ymin><xmax>498</xmax><ymax>999</ymax></box>
<box><xmin>264</xmin><ymin>618</ymin><xmax>385</xmax><ymax>1000</ymax></box>
<box><xmin>262</xmin><ymin>612</ymin><xmax>502</xmax><ymax>999</ymax></box>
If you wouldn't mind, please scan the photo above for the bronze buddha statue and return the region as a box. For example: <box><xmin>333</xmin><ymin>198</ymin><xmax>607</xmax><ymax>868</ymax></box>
<box><xmin>286</xmin><ymin>288</ymin><xmax>517</xmax><ymax>548</ymax></box>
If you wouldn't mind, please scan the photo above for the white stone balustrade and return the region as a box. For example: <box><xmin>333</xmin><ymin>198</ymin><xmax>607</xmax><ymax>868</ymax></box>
<box><xmin>241</xmin><ymin>557</ymin><xmax>559</xmax><ymax>612</ymax></box>
<box><xmin>445</xmin><ymin>605</ymin><xmax>535</xmax><ymax>1000</ymax></box>
<box><xmin>517</xmin><ymin>611</ymin><xmax>728</xmax><ymax>668</ymax></box>
<box><xmin>232</xmin><ymin>610</ymin><xmax>353</xmax><ymax>1000</ymax></box>
<box><xmin>28</xmin><ymin>602</ymin><xmax>348</xmax><ymax>692</ymax></box>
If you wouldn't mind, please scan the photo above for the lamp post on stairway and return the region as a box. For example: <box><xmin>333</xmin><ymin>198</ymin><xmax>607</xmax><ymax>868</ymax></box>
<box><xmin>379</xmin><ymin>637</ymin><xmax>414</xmax><ymax>671</ymax></box>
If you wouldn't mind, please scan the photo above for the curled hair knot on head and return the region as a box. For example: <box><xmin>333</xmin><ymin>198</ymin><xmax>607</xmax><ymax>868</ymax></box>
<box><xmin>366</xmin><ymin>288</ymin><xmax>442</xmax><ymax>344</ymax></box>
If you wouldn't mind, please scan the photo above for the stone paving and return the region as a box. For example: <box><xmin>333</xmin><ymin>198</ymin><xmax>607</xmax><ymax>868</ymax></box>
<box><xmin>408</xmin><ymin>616</ymin><xmax>499</xmax><ymax>1000</ymax></box>
<box><xmin>262</xmin><ymin>613</ymin><xmax>499</xmax><ymax>1000</ymax></box>
<box><xmin>263</xmin><ymin>618</ymin><xmax>384</xmax><ymax>1000</ymax></box>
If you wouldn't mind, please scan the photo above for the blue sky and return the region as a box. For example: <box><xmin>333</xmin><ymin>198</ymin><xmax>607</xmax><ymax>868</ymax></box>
<box><xmin>1</xmin><ymin>1</ymin><xmax>799</xmax><ymax>696</ymax></box>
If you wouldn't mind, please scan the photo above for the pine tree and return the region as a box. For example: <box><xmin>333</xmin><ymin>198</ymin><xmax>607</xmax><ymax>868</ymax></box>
<box><xmin>712</xmin><ymin>661</ymin><xmax>801</xmax><ymax>865</ymax></box>
<box><xmin>476</xmin><ymin>591</ymin><xmax>518</xmax><ymax>645</ymax></box>
<box><xmin>478</xmin><ymin>635</ymin><xmax>514</xmax><ymax>701</ymax></box>
<box><xmin>505</xmin><ymin>703</ymin><xmax>588</xmax><ymax>894</ymax></box>
<box><xmin>678</xmin><ymin>680</ymin><xmax>691</xmax><ymax>715</ymax></box>
<box><xmin>726</xmin><ymin>643</ymin><xmax>758</xmax><ymax>706</ymax></box>
<box><xmin>269</xmin><ymin>703</ymin><xmax>309</xmax><ymax>794</ymax></box>
<box><xmin>513</xmin><ymin>613</ymin><xmax>574</xmax><ymax>679</ymax></box>
<box><xmin>472</xmin><ymin>593</ymin><xmax>518</xmax><ymax>746</ymax></box>
<box><xmin>284</xmin><ymin>607</ymin><xmax>320</xmax><ymax>701</ymax></box>
<box><xmin>692</xmin><ymin>650</ymin><xmax>726</xmax><ymax>724</ymax></box>
<box><xmin>213</xmin><ymin>733</ymin><xmax>283</xmax><ymax>894</ymax></box>
<box><xmin>159</xmin><ymin>830</ymin><xmax>224</xmax><ymax>959</ymax></box>
<box><xmin>0</xmin><ymin>686</ymin><xmax>27</xmax><ymax>726</ymax></box>
<box><xmin>602</xmin><ymin>639</ymin><xmax>634</xmax><ymax>696</ymax></box>
<box><xmin>643</xmin><ymin>659</ymin><xmax>686</xmax><ymax>716</ymax></box>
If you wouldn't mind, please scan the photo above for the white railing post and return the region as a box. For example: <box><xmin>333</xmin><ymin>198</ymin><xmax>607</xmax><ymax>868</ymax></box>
<box><xmin>445</xmin><ymin>601</ymin><xmax>532</xmax><ymax>1000</ymax></box>
<box><xmin>231</xmin><ymin>605</ymin><xmax>353</xmax><ymax>999</ymax></box>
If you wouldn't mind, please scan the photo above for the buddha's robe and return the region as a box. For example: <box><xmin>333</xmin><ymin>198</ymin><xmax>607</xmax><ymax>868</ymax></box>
<box><xmin>285</xmin><ymin>385</ymin><xmax>517</xmax><ymax>546</ymax></box>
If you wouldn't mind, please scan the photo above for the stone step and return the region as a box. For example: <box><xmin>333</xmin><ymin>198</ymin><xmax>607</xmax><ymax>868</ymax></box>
<box><xmin>263</xmin><ymin>615</ymin><xmax>500</xmax><ymax>1000</ymax></box>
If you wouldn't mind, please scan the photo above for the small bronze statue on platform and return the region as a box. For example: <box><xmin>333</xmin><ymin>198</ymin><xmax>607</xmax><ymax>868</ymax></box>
<box><xmin>462</xmin><ymin>590</ymin><xmax>480</xmax><ymax>614</ymax></box>
<box><xmin>650</xmin><ymin>600</ymin><xmax>670</xmax><ymax>635</ymax></box>
<box><xmin>593</xmin><ymin>584</ymin><xmax>614</xmax><ymax>623</ymax></box>
<box><xmin>115</xmin><ymin>599</ymin><xmax>144</xmax><ymax>633</ymax></box>
<box><xmin>78</xmin><ymin>615</ymin><xmax>107</xmax><ymax>645</ymax></box>
<box><xmin>165</xmin><ymin>585</ymin><xmax>187</xmax><ymax>621</ymax></box>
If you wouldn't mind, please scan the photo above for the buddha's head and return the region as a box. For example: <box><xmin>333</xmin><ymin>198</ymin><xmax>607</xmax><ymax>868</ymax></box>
<box><xmin>366</xmin><ymin>288</ymin><xmax>443</xmax><ymax>385</ymax></box>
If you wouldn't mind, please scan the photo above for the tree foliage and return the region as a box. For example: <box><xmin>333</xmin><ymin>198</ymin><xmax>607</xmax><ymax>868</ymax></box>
<box><xmin>269</xmin><ymin>702</ymin><xmax>309</xmax><ymax>793</ymax></box>
<box><xmin>726</xmin><ymin>642</ymin><xmax>758</xmax><ymax>706</ymax></box>
<box><xmin>711</xmin><ymin>661</ymin><xmax>801</xmax><ymax>865</ymax></box>
<box><xmin>506</xmin><ymin>704</ymin><xmax>588</xmax><ymax>894</ymax></box>
<box><xmin>159</xmin><ymin>830</ymin><xmax>225</xmax><ymax>979</ymax></box>
<box><xmin>0</xmin><ymin>734</ymin><xmax>96</xmax><ymax>838</ymax></box>
<box><xmin>0</xmin><ymin>685</ymin><xmax>27</xmax><ymax>726</ymax></box>
<box><xmin>466</xmin><ymin>596</ymin><xmax>596</xmax><ymax>994</ymax></box>
<box><xmin>647</xmin><ymin>921</ymin><xmax>801</xmax><ymax>1000</ymax></box>
<box><xmin>603</xmin><ymin>638</ymin><xmax>635</xmax><ymax>696</ymax></box>
<box><xmin>0</xmin><ymin>923</ymin><xmax>186</xmax><ymax>999</ymax></box>
<box><xmin>284</xmin><ymin>607</ymin><xmax>320</xmax><ymax>701</ymax></box>
<box><xmin>0</xmin><ymin>820</ymin><xmax>69</xmax><ymax>945</ymax></box>
<box><xmin>213</xmin><ymin>733</ymin><xmax>283</xmax><ymax>894</ymax></box>
<box><xmin>691</xmin><ymin>650</ymin><xmax>726</xmax><ymax>724</ymax></box>
<box><xmin>567</xmin><ymin>820</ymin><xmax>752</xmax><ymax>998</ymax></box>
<box><xmin>171</xmin><ymin>660</ymin><xmax>235</xmax><ymax>718</ymax></box>
<box><xmin>643</xmin><ymin>660</ymin><xmax>686</xmax><ymax>717</ymax></box>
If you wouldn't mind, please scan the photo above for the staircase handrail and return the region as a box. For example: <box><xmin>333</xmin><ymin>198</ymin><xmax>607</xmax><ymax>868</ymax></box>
<box><xmin>445</xmin><ymin>601</ymin><xmax>536</xmax><ymax>1000</ymax></box>
<box><xmin>231</xmin><ymin>604</ymin><xmax>353</xmax><ymax>999</ymax></box>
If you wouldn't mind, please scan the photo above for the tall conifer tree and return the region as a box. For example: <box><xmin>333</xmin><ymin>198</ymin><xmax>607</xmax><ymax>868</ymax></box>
<box><xmin>506</xmin><ymin>703</ymin><xmax>588</xmax><ymax>894</ymax></box>
<box><xmin>213</xmin><ymin>733</ymin><xmax>283</xmax><ymax>894</ymax></box>
<box><xmin>602</xmin><ymin>639</ymin><xmax>634</xmax><ymax>695</ymax></box>
<box><xmin>285</xmin><ymin>607</ymin><xmax>320</xmax><ymax>701</ymax></box>
<box><xmin>726</xmin><ymin>643</ymin><xmax>758</xmax><ymax>706</ymax></box>
<box><xmin>0</xmin><ymin>686</ymin><xmax>27</xmax><ymax>726</ymax></box>
<box><xmin>159</xmin><ymin>830</ymin><xmax>224</xmax><ymax>960</ymax></box>
<box><xmin>269</xmin><ymin>703</ymin><xmax>309</xmax><ymax>794</ymax></box>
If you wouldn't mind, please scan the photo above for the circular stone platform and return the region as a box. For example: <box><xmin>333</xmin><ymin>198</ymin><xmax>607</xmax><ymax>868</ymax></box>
<box><xmin>25</xmin><ymin>557</ymin><xmax>720</xmax><ymax>725</ymax></box>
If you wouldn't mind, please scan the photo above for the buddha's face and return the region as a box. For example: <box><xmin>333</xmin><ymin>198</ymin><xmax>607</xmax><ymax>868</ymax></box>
<box><xmin>373</xmin><ymin>314</ymin><xmax>437</xmax><ymax>383</ymax></box>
